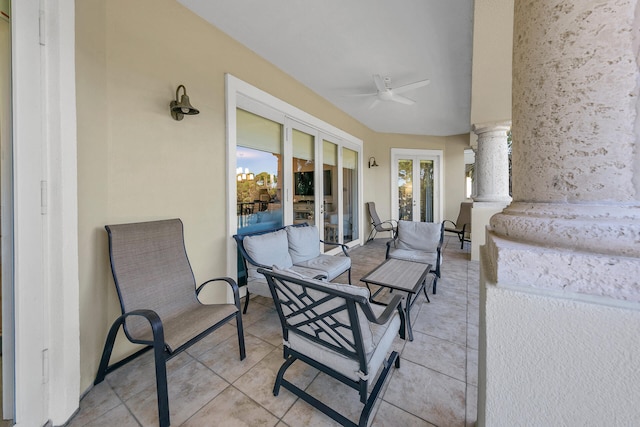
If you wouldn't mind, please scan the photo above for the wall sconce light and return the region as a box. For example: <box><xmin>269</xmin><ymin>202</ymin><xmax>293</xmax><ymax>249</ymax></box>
<box><xmin>170</xmin><ymin>84</ymin><xmax>200</xmax><ymax>121</ymax></box>
<box><xmin>368</xmin><ymin>156</ymin><xmax>379</xmax><ymax>168</ymax></box>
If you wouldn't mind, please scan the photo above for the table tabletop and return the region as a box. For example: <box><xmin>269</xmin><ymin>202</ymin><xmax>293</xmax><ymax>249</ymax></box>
<box><xmin>360</xmin><ymin>258</ymin><xmax>432</xmax><ymax>294</ymax></box>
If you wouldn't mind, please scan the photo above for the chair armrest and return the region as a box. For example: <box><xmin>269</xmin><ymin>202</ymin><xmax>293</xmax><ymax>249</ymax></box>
<box><xmin>196</xmin><ymin>277</ymin><xmax>242</xmax><ymax>309</ymax></box>
<box><xmin>385</xmin><ymin>238</ymin><xmax>397</xmax><ymax>258</ymax></box>
<box><xmin>443</xmin><ymin>219</ymin><xmax>457</xmax><ymax>229</ymax></box>
<box><xmin>118</xmin><ymin>309</ymin><xmax>165</xmax><ymax>346</ymax></box>
<box><xmin>319</xmin><ymin>240</ymin><xmax>350</xmax><ymax>257</ymax></box>
<box><xmin>360</xmin><ymin>294</ymin><xmax>403</xmax><ymax>325</ymax></box>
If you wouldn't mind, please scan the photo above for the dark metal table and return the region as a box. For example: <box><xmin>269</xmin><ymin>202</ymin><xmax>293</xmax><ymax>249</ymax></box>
<box><xmin>360</xmin><ymin>258</ymin><xmax>433</xmax><ymax>341</ymax></box>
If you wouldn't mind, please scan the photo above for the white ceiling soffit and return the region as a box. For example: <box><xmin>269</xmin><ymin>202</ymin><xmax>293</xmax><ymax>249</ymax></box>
<box><xmin>178</xmin><ymin>0</ymin><xmax>474</xmax><ymax>136</ymax></box>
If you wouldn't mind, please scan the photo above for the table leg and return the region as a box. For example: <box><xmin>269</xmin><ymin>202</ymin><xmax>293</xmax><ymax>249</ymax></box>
<box><xmin>405</xmin><ymin>294</ymin><xmax>414</xmax><ymax>341</ymax></box>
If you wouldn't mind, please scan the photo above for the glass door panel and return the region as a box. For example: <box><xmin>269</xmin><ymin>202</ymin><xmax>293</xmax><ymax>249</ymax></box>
<box><xmin>342</xmin><ymin>147</ymin><xmax>359</xmax><ymax>243</ymax></box>
<box><xmin>236</xmin><ymin>109</ymin><xmax>283</xmax><ymax>234</ymax></box>
<box><xmin>292</xmin><ymin>128</ymin><xmax>316</xmax><ymax>226</ymax></box>
<box><xmin>398</xmin><ymin>159</ymin><xmax>414</xmax><ymax>221</ymax></box>
<box><xmin>420</xmin><ymin>160</ymin><xmax>434</xmax><ymax>222</ymax></box>
<box><xmin>322</xmin><ymin>140</ymin><xmax>339</xmax><ymax>251</ymax></box>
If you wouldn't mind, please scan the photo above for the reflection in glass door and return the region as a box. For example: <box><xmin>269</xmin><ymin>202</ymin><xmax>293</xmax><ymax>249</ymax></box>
<box><xmin>419</xmin><ymin>160</ymin><xmax>434</xmax><ymax>222</ymax></box>
<box><xmin>397</xmin><ymin>158</ymin><xmax>434</xmax><ymax>222</ymax></box>
<box><xmin>322</xmin><ymin>140</ymin><xmax>338</xmax><ymax>251</ymax></box>
<box><xmin>235</xmin><ymin>109</ymin><xmax>283</xmax><ymax>235</ymax></box>
<box><xmin>397</xmin><ymin>159</ymin><xmax>414</xmax><ymax>221</ymax></box>
<box><xmin>342</xmin><ymin>147</ymin><xmax>359</xmax><ymax>243</ymax></box>
<box><xmin>291</xmin><ymin>128</ymin><xmax>316</xmax><ymax>226</ymax></box>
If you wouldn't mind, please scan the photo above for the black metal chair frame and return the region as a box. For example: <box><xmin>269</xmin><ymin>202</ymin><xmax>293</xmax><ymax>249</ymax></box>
<box><xmin>260</xmin><ymin>268</ymin><xmax>405</xmax><ymax>427</ymax></box>
<box><xmin>233</xmin><ymin>223</ymin><xmax>351</xmax><ymax>314</ymax></box>
<box><xmin>95</xmin><ymin>221</ymin><xmax>246</xmax><ymax>427</ymax></box>
<box><xmin>386</xmin><ymin>222</ymin><xmax>444</xmax><ymax>293</ymax></box>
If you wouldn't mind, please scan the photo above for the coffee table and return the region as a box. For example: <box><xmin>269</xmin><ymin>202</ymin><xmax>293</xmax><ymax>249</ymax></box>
<box><xmin>360</xmin><ymin>258</ymin><xmax>433</xmax><ymax>341</ymax></box>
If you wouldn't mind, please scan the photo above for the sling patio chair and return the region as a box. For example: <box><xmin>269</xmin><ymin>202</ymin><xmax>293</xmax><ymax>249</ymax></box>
<box><xmin>95</xmin><ymin>219</ymin><xmax>246</xmax><ymax>427</ymax></box>
<box><xmin>260</xmin><ymin>268</ymin><xmax>405</xmax><ymax>427</ymax></box>
<box><xmin>444</xmin><ymin>201</ymin><xmax>472</xmax><ymax>249</ymax></box>
<box><xmin>366</xmin><ymin>201</ymin><xmax>397</xmax><ymax>242</ymax></box>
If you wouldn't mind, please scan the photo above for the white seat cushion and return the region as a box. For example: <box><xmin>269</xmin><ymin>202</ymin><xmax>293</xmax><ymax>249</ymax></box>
<box><xmin>396</xmin><ymin>220</ymin><xmax>441</xmax><ymax>252</ymax></box>
<box><xmin>288</xmin><ymin>303</ymin><xmax>400</xmax><ymax>382</ymax></box>
<box><xmin>387</xmin><ymin>248</ymin><xmax>437</xmax><ymax>266</ymax></box>
<box><xmin>243</xmin><ymin>229</ymin><xmax>293</xmax><ymax>284</ymax></box>
<box><xmin>293</xmin><ymin>254</ymin><xmax>351</xmax><ymax>281</ymax></box>
<box><xmin>286</xmin><ymin>225</ymin><xmax>321</xmax><ymax>263</ymax></box>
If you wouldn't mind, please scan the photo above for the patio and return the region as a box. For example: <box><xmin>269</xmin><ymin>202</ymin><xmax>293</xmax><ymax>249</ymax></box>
<box><xmin>67</xmin><ymin>235</ymin><xmax>479</xmax><ymax>427</ymax></box>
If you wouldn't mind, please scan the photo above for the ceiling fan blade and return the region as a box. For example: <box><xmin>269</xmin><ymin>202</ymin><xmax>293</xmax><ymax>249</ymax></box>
<box><xmin>390</xmin><ymin>94</ymin><xmax>416</xmax><ymax>105</ymax></box>
<box><xmin>392</xmin><ymin>79</ymin><xmax>431</xmax><ymax>95</ymax></box>
<box><xmin>368</xmin><ymin>99</ymin><xmax>381</xmax><ymax>109</ymax></box>
<box><xmin>373</xmin><ymin>74</ymin><xmax>387</xmax><ymax>92</ymax></box>
<box><xmin>344</xmin><ymin>92</ymin><xmax>378</xmax><ymax>97</ymax></box>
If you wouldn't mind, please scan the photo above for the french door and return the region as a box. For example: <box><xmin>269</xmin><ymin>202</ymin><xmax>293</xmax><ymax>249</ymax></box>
<box><xmin>391</xmin><ymin>149</ymin><xmax>443</xmax><ymax>223</ymax></box>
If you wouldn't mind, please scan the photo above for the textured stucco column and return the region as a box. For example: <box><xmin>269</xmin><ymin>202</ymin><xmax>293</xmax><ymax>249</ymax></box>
<box><xmin>478</xmin><ymin>1</ymin><xmax>640</xmax><ymax>425</ymax></box>
<box><xmin>470</xmin><ymin>121</ymin><xmax>512</xmax><ymax>260</ymax></box>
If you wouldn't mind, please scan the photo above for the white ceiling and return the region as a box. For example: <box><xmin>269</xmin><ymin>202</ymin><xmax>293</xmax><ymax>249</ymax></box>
<box><xmin>178</xmin><ymin>0</ymin><xmax>474</xmax><ymax>136</ymax></box>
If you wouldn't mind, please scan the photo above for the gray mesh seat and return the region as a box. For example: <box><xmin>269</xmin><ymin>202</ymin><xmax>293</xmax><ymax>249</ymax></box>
<box><xmin>94</xmin><ymin>219</ymin><xmax>246</xmax><ymax>427</ymax></box>
<box><xmin>260</xmin><ymin>268</ymin><xmax>405</xmax><ymax>427</ymax></box>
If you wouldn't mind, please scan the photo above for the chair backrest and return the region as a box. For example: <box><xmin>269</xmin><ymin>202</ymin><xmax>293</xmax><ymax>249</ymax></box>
<box><xmin>456</xmin><ymin>202</ymin><xmax>472</xmax><ymax>231</ymax></box>
<box><xmin>261</xmin><ymin>268</ymin><xmax>375</xmax><ymax>362</ymax></box>
<box><xmin>396</xmin><ymin>220</ymin><xmax>443</xmax><ymax>252</ymax></box>
<box><xmin>105</xmin><ymin>219</ymin><xmax>198</xmax><ymax>339</ymax></box>
<box><xmin>366</xmin><ymin>202</ymin><xmax>384</xmax><ymax>229</ymax></box>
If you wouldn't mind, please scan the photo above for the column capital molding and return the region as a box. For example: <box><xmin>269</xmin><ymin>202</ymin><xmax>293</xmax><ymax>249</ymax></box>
<box><xmin>472</xmin><ymin>120</ymin><xmax>512</xmax><ymax>135</ymax></box>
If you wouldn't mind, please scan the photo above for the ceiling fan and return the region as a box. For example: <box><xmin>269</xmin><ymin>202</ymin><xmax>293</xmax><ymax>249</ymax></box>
<box><xmin>351</xmin><ymin>74</ymin><xmax>431</xmax><ymax>109</ymax></box>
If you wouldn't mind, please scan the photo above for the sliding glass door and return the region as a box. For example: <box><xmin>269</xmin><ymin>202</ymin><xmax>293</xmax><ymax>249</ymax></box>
<box><xmin>232</xmin><ymin>91</ymin><xmax>363</xmax><ymax>252</ymax></box>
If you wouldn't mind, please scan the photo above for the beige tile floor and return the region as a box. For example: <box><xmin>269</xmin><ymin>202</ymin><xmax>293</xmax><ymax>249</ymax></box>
<box><xmin>66</xmin><ymin>235</ymin><xmax>479</xmax><ymax>427</ymax></box>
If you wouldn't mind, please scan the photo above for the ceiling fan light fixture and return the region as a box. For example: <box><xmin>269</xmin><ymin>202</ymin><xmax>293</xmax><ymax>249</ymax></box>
<box><xmin>351</xmin><ymin>74</ymin><xmax>430</xmax><ymax>109</ymax></box>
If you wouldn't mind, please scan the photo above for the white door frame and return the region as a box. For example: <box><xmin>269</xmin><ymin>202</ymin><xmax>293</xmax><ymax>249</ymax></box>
<box><xmin>0</xmin><ymin>10</ymin><xmax>14</xmax><ymax>421</ymax></box>
<box><xmin>390</xmin><ymin>148</ymin><xmax>443</xmax><ymax>223</ymax></box>
<box><xmin>13</xmin><ymin>1</ymin><xmax>79</xmax><ymax>425</ymax></box>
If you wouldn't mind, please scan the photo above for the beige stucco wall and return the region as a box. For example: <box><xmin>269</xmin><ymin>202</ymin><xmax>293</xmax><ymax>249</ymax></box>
<box><xmin>470</xmin><ymin>0</ymin><xmax>513</xmax><ymax>126</ymax></box>
<box><xmin>75</xmin><ymin>0</ymin><xmax>470</xmax><ymax>392</ymax></box>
